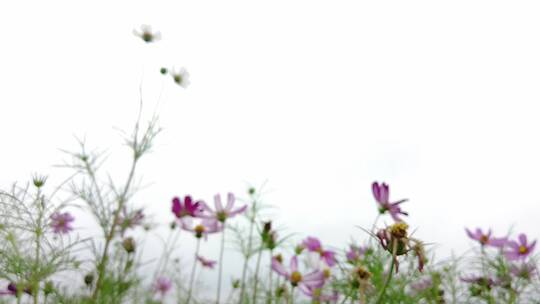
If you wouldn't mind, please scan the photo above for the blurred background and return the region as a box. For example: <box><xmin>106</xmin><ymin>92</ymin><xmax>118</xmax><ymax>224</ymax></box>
<box><xmin>1</xmin><ymin>0</ymin><xmax>540</xmax><ymax>295</ymax></box>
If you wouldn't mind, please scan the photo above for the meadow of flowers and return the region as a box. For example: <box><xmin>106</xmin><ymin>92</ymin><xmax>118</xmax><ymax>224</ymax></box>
<box><xmin>1</xmin><ymin>25</ymin><xmax>539</xmax><ymax>304</ymax></box>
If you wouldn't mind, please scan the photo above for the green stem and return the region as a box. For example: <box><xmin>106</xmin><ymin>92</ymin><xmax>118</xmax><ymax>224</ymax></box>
<box><xmin>186</xmin><ymin>238</ymin><xmax>201</xmax><ymax>304</ymax></box>
<box><xmin>375</xmin><ymin>239</ymin><xmax>397</xmax><ymax>304</ymax></box>
<box><xmin>33</xmin><ymin>190</ymin><xmax>43</xmax><ymax>304</ymax></box>
<box><xmin>252</xmin><ymin>246</ymin><xmax>263</xmax><ymax>303</ymax></box>
<box><xmin>267</xmin><ymin>250</ymin><xmax>273</xmax><ymax>304</ymax></box>
<box><xmin>238</xmin><ymin>200</ymin><xmax>257</xmax><ymax>304</ymax></box>
<box><xmin>216</xmin><ymin>228</ymin><xmax>226</xmax><ymax>304</ymax></box>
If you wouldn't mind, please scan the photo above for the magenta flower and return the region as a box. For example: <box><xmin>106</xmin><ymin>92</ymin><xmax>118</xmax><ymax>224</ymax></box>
<box><xmin>465</xmin><ymin>228</ymin><xmax>507</xmax><ymax>248</ymax></box>
<box><xmin>180</xmin><ymin>217</ymin><xmax>223</xmax><ymax>239</ymax></box>
<box><xmin>171</xmin><ymin>196</ymin><xmax>204</xmax><ymax>218</ymax></box>
<box><xmin>200</xmin><ymin>193</ymin><xmax>247</xmax><ymax>223</ymax></box>
<box><xmin>50</xmin><ymin>212</ymin><xmax>74</xmax><ymax>234</ymax></box>
<box><xmin>505</xmin><ymin>233</ymin><xmax>536</xmax><ymax>260</ymax></box>
<box><xmin>301</xmin><ymin>237</ymin><xmax>337</xmax><ymax>267</ymax></box>
<box><xmin>153</xmin><ymin>277</ymin><xmax>172</xmax><ymax>296</ymax></box>
<box><xmin>372</xmin><ymin>182</ymin><xmax>408</xmax><ymax>222</ymax></box>
<box><xmin>271</xmin><ymin>255</ymin><xmax>325</xmax><ymax>293</ymax></box>
<box><xmin>346</xmin><ymin>245</ymin><xmax>367</xmax><ymax>263</ymax></box>
<box><xmin>196</xmin><ymin>255</ymin><xmax>217</xmax><ymax>269</ymax></box>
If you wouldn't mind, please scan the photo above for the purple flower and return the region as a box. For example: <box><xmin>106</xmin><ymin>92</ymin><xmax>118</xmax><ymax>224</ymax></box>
<box><xmin>153</xmin><ymin>277</ymin><xmax>172</xmax><ymax>295</ymax></box>
<box><xmin>271</xmin><ymin>255</ymin><xmax>325</xmax><ymax>293</ymax></box>
<box><xmin>372</xmin><ymin>182</ymin><xmax>408</xmax><ymax>222</ymax></box>
<box><xmin>505</xmin><ymin>233</ymin><xmax>536</xmax><ymax>260</ymax></box>
<box><xmin>180</xmin><ymin>217</ymin><xmax>223</xmax><ymax>239</ymax></box>
<box><xmin>200</xmin><ymin>193</ymin><xmax>247</xmax><ymax>223</ymax></box>
<box><xmin>510</xmin><ymin>262</ymin><xmax>537</xmax><ymax>280</ymax></box>
<box><xmin>465</xmin><ymin>228</ymin><xmax>507</xmax><ymax>248</ymax></box>
<box><xmin>50</xmin><ymin>212</ymin><xmax>74</xmax><ymax>234</ymax></box>
<box><xmin>346</xmin><ymin>245</ymin><xmax>367</xmax><ymax>263</ymax></box>
<box><xmin>172</xmin><ymin>196</ymin><xmax>204</xmax><ymax>218</ymax></box>
<box><xmin>196</xmin><ymin>255</ymin><xmax>217</xmax><ymax>269</ymax></box>
<box><xmin>301</xmin><ymin>237</ymin><xmax>337</xmax><ymax>267</ymax></box>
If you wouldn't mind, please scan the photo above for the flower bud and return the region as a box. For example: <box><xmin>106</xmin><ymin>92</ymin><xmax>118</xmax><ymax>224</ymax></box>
<box><xmin>122</xmin><ymin>237</ymin><xmax>136</xmax><ymax>254</ymax></box>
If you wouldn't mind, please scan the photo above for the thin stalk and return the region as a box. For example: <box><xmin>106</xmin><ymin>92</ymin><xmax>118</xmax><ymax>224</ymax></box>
<box><xmin>375</xmin><ymin>239</ymin><xmax>397</xmax><ymax>304</ymax></box>
<box><xmin>289</xmin><ymin>286</ymin><xmax>295</xmax><ymax>304</ymax></box>
<box><xmin>238</xmin><ymin>200</ymin><xmax>257</xmax><ymax>304</ymax></box>
<box><xmin>267</xmin><ymin>249</ymin><xmax>273</xmax><ymax>304</ymax></box>
<box><xmin>186</xmin><ymin>238</ymin><xmax>202</xmax><ymax>304</ymax></box>
<box><xmin>33</xmin><ymin>190</ymin><xmax>43</xmax><ymax>304</ymax></box>
<box><xmin>216</xmin><ymin>228</ymin><xmax>226</xmax><ymax>304</ymax></box>
<box><xmin>92</xmin><ymin>157</ymin><xmax>138</xmax><ymax>300</ymax></box>
<box><xmin>252</xmin><ymin>246</ymin><xmax>264</xmax><ymax>303</ymax></box>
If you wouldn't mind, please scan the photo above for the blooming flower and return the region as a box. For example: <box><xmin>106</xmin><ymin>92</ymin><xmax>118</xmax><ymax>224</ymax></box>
<box><xmin>271</xmin><ymin>255</ymin><xmax>325</xmax><ymax>294</ymax></box>
<box><xmin>0</xmin><ymin>283</ymin><xmax>32</xmax><ymax>296</ymax></box>
<box><xmin>170</xmin><ymin>67</ymin><xmax>190</xmax><ymax>88</ymax></box>
<box><xmin>301</xmin><ymin>237</ymin><xmax>336</xmax><ymax>267</ymax></box>
<box><xmin>172</xmin><ymin>196</ymin><xmax>204</xmax><ymax>218</ymax></box>
<box><xmin>133</xmin><ymin>25</ymin><xmax>161</xmax><ymax>43</ymax></box>
<box><xmin>505</xmin><ymin>233</ymin><xmax>536</xmax><ymax>260</ymax></box>
<box><xmin>465</xmin><ymin>228</ymin><xmax>507</xmax><ymax>248</ymax></box>
<box><xmin>346</xmin><ymin>245</ymin><xmax>367</xmax><ymax>263</ymax></box>
<box><xmin>510</xmin><ymin>262</ymin><xmax>537</xmax><ymax>280</ymax></box>
<box><xmin>196</xmin><ymin>255</ymin><xmax>217</xmax><ymax>269</ymax></box>
<box><xmin>372</xmin><ymin>182</ymin><xmax>408</xmax><ymax>222</ymax></box>
<box><xmin>200</xmin><ymin>193</ymin><xmax>247</xmax><ymax>223</ymax></box>
<box><xmin>153</xmin><ymin>277</ymin><xmax>172</xmax><ymax>296</ymax></box>
<box><xmin>50</xmin><ymin>212</ymin><xmax>74</xmax><ymax>234</ymax></box>
<box><xmin>180</xmin><ymin>217</ymin><xmax>223</xmax><ymax>239</ymax></box>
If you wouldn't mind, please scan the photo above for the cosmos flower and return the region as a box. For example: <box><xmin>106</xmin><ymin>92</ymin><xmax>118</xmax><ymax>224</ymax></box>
<box><xmin>172</xmin><ymin>196</ymin><xmax>204</xmax><ymax>218</ymax></box>
<box><xmin>301</xmin><ymin>237</ymin><xmax>337</xmax><ymax>267</ymax></box>
<box><xmin>510</xmin><ymin>262</ymin><xmax>537</xmax><ymax>280</ymax></box>
<box><xmin>153</xmin><ymin>277</ymin><xmax>172</xmax><ymax>295</ymax></box>
<box><xmin>505</xmin><ymin>233</ymin><xmax>536</xmax><ymax>260</ymax></box>
<box><xmin>465</xmin><ymin>228</ymin><xmax>507</xmax><ymax>248</ymax></box>
<box><xmin>170</xmin><ymin>67</ymin><xmax>190</xmax><ymax>88</ymax></box>
<box><xmin>200</xmin><ymin>193</ymin><xmax>247</xmax><ymax>223</ymax></box>
<box><xmin>180</xmin><ymin>217</ymin><xmax>223</xmax><ymax>239</ymax></box>
<box><xmin>50</xmin><ymin>212</ymin><xmax>74</xmax><ymax>234</ymax></box>
<box><xmin>372</xmin><ymin>182</ymin><xmax>408</xmax><ymax>222</ymax></box>
<box><xmin>196</xmin><ymin>255</ymin><xmax>217</xmax><ymax>269</ymax></box>
<box><xmin>346</xmin><ymin>245</ymin><xmax>367</xmax><ymax>263</ymax></box>
<box><xmin>410</xmin><ymin>277</ymin><xmax>433</xmax><ymax>293</ymax></box>
<box><xmin>0</xmin><ymin>283</ymin><xmax>32</xmax><ymax>296</ymax></box>
<box><xmin>133</xmin><ymin>25</ymin><xmax>161</xmax><ymax>43</ymax></box>
<box><xmin>271</xmin><ymin>255</ymin><xmax>325</xmax><ymax>294</ymax></box>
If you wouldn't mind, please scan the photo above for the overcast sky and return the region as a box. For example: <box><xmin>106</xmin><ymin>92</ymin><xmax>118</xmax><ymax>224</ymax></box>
<box><xmin>2</xmin><ymin>0</ymin><xmax>540</xmax><ymax>297</ymax></box>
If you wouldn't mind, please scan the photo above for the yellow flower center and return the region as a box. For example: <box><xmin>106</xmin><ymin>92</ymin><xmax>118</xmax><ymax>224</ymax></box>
<box><xmin>519</xmin><ymin>245</ymin><xmax>528</xmax><ymax>254</ymax></box>
<box><xmin>194</xmin><ymin>224</ymin><xmax>205</xmax><ymax>234</ymax></box>
<box><xmin>290</xmin><ymin>271</ymin><xmax>302</xmax><ymax>285</ymax></box>
<box><xmin>323</xmin><ymin>268</ymin><xmax>331</xmax><ymax>279</ymax></box>
<box><xmin>390</xmin><ymin>222</ymin><xmax>409</xmax><ymax>239</ymax></box>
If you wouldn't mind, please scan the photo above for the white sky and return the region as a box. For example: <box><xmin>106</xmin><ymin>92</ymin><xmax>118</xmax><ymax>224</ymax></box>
<box><xmin>2</xmin><ymin>0</ymin><xmax>540</xmax><ymax>297</ymax></box>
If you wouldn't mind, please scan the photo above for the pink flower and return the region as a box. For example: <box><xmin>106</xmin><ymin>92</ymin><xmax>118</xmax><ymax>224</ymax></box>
<box><xmin>153</xmin><ymin>277</ymin><xmax>172</xmax><ymax>295</ymax></box>
<box><xmin>196</xmin><ymin>255</ymin><xmax>217</xmax><ymax>269</ymax></box>
<box><xmin>172</xmin><ymin>196</ymin><xmax>204</xmax><ymax>218</ymax></box>
<box><xmin>180</xmin><ymin>217</ymin><xmax>223</xmax><ymax>239</ymax></box>
<box><xmin>301</xmin><ymin>237</ymin><xmax>336</xmax><ymax>267</ymax></box>
<box><xmin>465</xmin><ymin>228</ymin><xmax>507</xmax><ymax>248</ymax></box>
<box><xmin>346</xmin><ymin>245</ymin><xmax>367</xmax><ymax>263</ymax></box>
<box><xmin>271</xmin><ymin>255</ymin><xmax>325</xmax><ymax>294</ymax></box>
<box><xmin>505</xmin><ymin>233</ymin><xmax>536</xmax><ymax>260</ymax></box>
<box><xmin>372</xmin><ymin>182</ymin><xmax>408</xmax><ymax>222</ymax></box>
<box><xmin>50</xmin><ymin>212</ymin><xmax>74</xmax><ymax>234</ymax></box>
<box><xmin>200</xmin><ymin>193</ymin><xmax>247</xmax><ymax>223</ymax></box>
